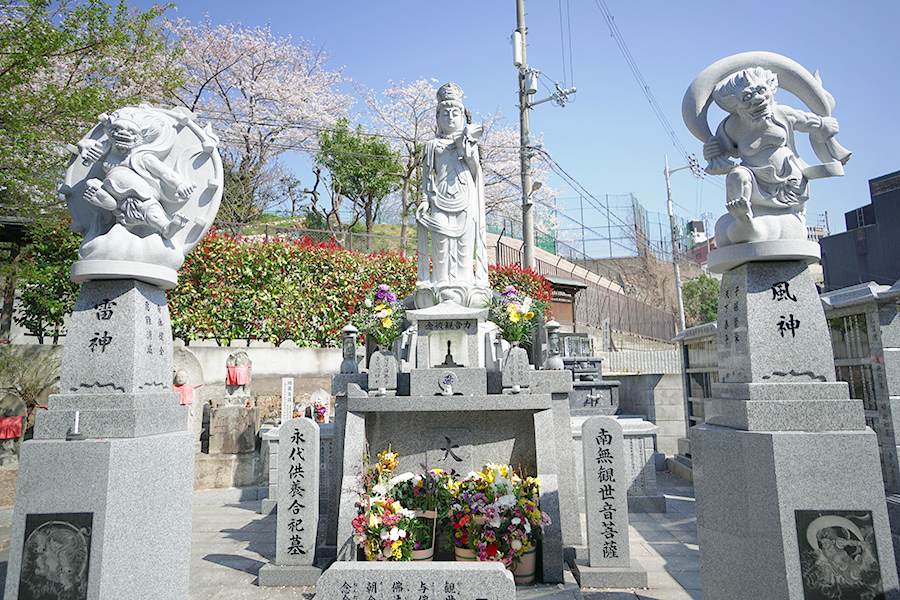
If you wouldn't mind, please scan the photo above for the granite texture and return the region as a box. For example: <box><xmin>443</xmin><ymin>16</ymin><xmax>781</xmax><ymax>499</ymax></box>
<box><xmin>4</xmin><ymin>432</ymin><xmax>194</xmax><ymax>600</ymax></box>
<box><xmin>208</xmin><ymin>405</ymin><xmax>259</xmax><ymax>454</ymax></box>
<box><xmin>315</xmin><ymin>561</ymin><xmax>515</xmax><ymax>599</ymax></box>
<box><xmin>717</xmin><ymin>261</ymin><xmax>836</xmax><ymax>386</ymax></box>
<box><xmin>408</xmin><ymin>301</ymin><xmax>487</xmax><ymax>369</ymax></box>
<box><xmin>581</xmin><ymin>417</ymin><xmax>630</xmax><ymax>568</ymax></box>
<box><xmin>570</xmin><ymin>381</ymin><xmax>620</xmax><ymax>416</ymax></box>
<box><xmin>272</xmin><ymin>418</ymin><xmax>319</xmax><ymax>566</ymax></box>
<box><xmin>257</xmin><ymin>564</ymin><xmax>322</xmax><ymax>586</ymax></box>
<box><xmin>409</xmin><ymin>367</ymin><xmax>487</xmax><ymax>397</ymax></box>
<box><xmin>34</xmin><ymin>391</ymin><xmax>187</xmax><ymax>439</ymax></box>
<box><xmin>707</xmin><ymin>239</ymin><xmax>821</xmax><ymax>273</ymax></box>
<box><xmin>619</xmin><ymin>418</ymin><xmax>666</xmax><ymax>513</ymax></box>
<box><xmin>332</xmin><ymin>384</ymin><xmax>576</xmax><ymax>582</ymax></box>
<box><xmin>694</xmin><ymin>423</ymin><xmax>900</xmax><ymax>600</ymax></box>
<box><xmin>34</xmin><ymin>279</ymin><xmax>189</xmax><ymax>440</ymax></box>
<box><xmin>570</xmin><ymin>559</ymin><xmax>648</xmax><ymax>589</ymax></box>
<box><xmin>59</xmin><ymin>280</ymin><xmax>173</xmax><ymax>394</ymax></box>
<box><xmin>709</xmin><ymin>261</ymin><xmax>868</xmax><ymax>432</ymax></box>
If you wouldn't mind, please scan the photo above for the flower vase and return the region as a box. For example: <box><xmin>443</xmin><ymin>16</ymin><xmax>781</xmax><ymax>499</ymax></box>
<box><xmin>411</xmin><ymin>509</ymin><xmax>436</xmax><ymax>561</ymax></box>
<box><xmin>454</xmin><ymin>547</ymin><xmax>477</xmax><ymax>562</ymax></box>
<box><xmin>501</xmin><ymin>341</ymin><xmax>530</xmax><ymax>392</ymax></box>
<box><xmin>368</xmin><ymin>344</ymin><xmax>398</xmax><ymax>395</ymax></box>
<box><xmin>511</xmin><ymin>546</ymin><xmax>538</xmax><ymax>585</ymax></box>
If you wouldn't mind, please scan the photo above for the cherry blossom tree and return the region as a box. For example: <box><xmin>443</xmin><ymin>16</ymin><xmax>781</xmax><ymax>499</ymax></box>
<box><xmin>169</xmin><ymin>18</ymin><xmax>352</xmax><ymax>224</ymax></box>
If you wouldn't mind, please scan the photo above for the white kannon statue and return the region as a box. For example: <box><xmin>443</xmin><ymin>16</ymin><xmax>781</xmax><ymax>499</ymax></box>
<box><xmin>414</xmin><ymin>82</ymin><xmax>490</xmax><ymax>309</ymax></box>
<box><xmin>62</xmin><ymin>105</ymin><xmax>222</xmax><ymax>289</ymax></box>
<box><xmin>683</xmin><ymin>52</ymin><xmax>851</xmax><ymax>252</ymax></box>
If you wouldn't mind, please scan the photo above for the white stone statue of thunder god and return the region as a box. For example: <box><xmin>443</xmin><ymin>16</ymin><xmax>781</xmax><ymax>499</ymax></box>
<box><xmin>683</xmin><ymin>52</ymin><xmax>851</xmax><ymax>271</ymax></box>
<box><xmin>62</xmin><ymin>105</ymin><xmax>223</xmax><ymax>289</ymax></box>
<box><xmin>414</xmin><ymin>82</ymin><xmax>490</xmax><ymax>309</ymax></box>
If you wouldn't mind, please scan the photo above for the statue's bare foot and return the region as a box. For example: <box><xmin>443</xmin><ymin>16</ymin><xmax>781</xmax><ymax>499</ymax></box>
<box><xmin>163</xmin><ymin>213</ymin><xmax>189</xmax><ymax>239</ymax></box>
<box><xmin>726</xmin><ymin>197</ymin><xmax>753</xmax><ymax>222</ymax></box>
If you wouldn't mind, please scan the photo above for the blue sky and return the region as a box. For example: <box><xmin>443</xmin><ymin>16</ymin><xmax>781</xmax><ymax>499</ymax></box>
<box><xmin>142</xmin><ymin>0</ymin><xmax>900</xmax><ymax>249</ymax></box>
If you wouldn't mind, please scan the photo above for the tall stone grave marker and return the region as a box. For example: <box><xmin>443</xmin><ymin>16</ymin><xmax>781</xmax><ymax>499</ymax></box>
<box><xmin>4</xmin><ymin>105</ymin><xmax>222</xmax><ymax>600</ymax></box>
<box><xmin>572</xmin><ymin>416</ymin><xmax>647</xmax><ymax>588</ymax></box>
<box><xmin>683</xmin><ymin>52</ymin><xmax>899</xmax><ymax>599</ymax></box>
<box><xmin>259</xmin><ymin>417</ymin><xmax>322</xmax><ymax>585</ymax></box>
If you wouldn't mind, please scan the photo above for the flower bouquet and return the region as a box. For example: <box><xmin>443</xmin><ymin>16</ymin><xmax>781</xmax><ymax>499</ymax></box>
<box><xmin>358</xmin><ymin>284</ymin><xmax>406</xmax><ymax>348</ymax></box>
<box><xmin>352</xmin><ymin>448</ymin><xmax>419</xmax><ymax>560</ymax></box>
<box><xmin>488</xmin><ymin>286</ymin><xmax>546</xmax><ymax>343</ymax></box>
<box><xmin>447</xmin><ymin>463</ymin><xmax>551</xmax><ymax>571</ymax></box>
<box><xmin>389</xmin><ymin>468</ymin><xmax>453</xmax><ymax>559</ymax></box>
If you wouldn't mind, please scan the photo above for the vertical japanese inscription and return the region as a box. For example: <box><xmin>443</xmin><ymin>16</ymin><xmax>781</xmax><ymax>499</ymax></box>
<box><xmin>582</xmin><ymin>416</ymin><xmax>629</xmax><ymax>568</ymax></box>
<box><xmin>276</xmin><ymin>417</ymin><xmax>318</xmax><ymax>566</ymax></box>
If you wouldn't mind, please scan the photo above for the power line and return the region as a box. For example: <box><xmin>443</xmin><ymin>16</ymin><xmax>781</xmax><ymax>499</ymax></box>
<box><xmin>593</xmin><ymin>0</ymin><xmax>691</xmax><ymax>164</ymax></box>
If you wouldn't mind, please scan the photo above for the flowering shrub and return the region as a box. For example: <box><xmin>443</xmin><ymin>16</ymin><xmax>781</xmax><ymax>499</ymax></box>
<box><xmin>169</xmin><ymin>231</ymin><xmax>416</xmax><ymax>347</ymax></box>
<box><xmin>447</xmin><ymin>463</ymin><xmax>550</xmax><ymax>565</ymax></box>
<box><xmin>489</xmin><ymin>264</ymin><xmax>553</xmax><ymax>311</ymax></box>
<box><xmin>488</xmin><ymin>285</ymin><xmax>547</xmax><ymax>343</ymax></box>
<box><xmin>356</xmin><ymin>284</ymin><xmax>405</xmax><ymax>347</ymax></box>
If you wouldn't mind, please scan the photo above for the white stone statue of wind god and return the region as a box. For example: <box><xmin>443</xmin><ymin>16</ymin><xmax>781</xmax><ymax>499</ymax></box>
<box><xmin>682</xmin><ymin>52</ymin><xmax>851</xmax><ymax>272</ymax></box>
<box><xmin>414</xmin><ymin>82</ymin><xmax>490</xmax><ymax>309</ymax></box>
<box><xmin>61</xmin><ymin>105</ymin><xmax>223</xmax><ymax>289</ymax></box>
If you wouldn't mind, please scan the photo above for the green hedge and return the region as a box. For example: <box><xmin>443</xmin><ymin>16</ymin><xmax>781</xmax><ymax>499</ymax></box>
<box><xmin>168</xmin><ymin>231</ymin><xmax>553</xmax><ymax>347</ymax></box>
<box><xmin>11</xmin><ymin>224</ymin><xmax>553</xmax><ymax>347</ymax></box>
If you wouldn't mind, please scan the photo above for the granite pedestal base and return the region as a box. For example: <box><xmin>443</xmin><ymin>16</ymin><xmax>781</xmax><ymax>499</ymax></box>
<box><xmin>694</xmin><ymin>423</ymin><xmax>900</xmax><ymax>600</ymax></box>
<box><xmin>570</xmin><ymin>558</ymin><xmax>648</xmax><ymax>589</ymax></box>
<box><xmin>333</xmin><ymin>375</ymin><xmax>578</xmax><ymax>584</ymax></box>
<box><xmin>3</xmin><ymin>431</ymin><xmax>195</xmax><ymax>600</ymax></box>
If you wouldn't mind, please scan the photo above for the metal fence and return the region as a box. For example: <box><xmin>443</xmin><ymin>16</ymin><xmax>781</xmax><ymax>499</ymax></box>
<box><xmin>491</xmin><ymin>236</ymin><xmax>677</xmax><ymax>342</ymax></box>
<box><xmin>215</xmin><ymin>221</ymin><xmax>418</xmax><ymax>255</ymax></box>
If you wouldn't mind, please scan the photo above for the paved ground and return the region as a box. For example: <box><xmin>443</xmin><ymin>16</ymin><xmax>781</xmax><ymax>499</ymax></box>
<box><xmin>0</xmin><ymin>471</ymin><xmax>700</xmax><ymax>599</ymax></box>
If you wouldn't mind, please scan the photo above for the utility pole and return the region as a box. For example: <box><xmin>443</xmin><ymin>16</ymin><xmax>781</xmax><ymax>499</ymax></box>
<box><xmin>515</xmin><ymin>0</ymin><xmax>536</xmax><ymax>270</ymax></box>
<box><xmin>664</xmin><ymin>155</ymin><xmax>699</xmax><ymax>332</ymax></box>
<box><xmin>513</xmin><ymin>0</ymin><xmax>575</xmax><ymax>270</ymax></box>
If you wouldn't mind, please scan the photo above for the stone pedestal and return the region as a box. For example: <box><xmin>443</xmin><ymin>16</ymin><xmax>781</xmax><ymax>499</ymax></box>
<box><xmin>208</xmin><ymin>405</ymin><xmax>259</xmax><ymax>454</ymax></box>
<box><xmin>3</xmin><ymin>280</ymin><xmax>194</xmax><ymax>600</ymax></box>
<box><xmin>695</xmin><ymin>259</ymin><xmax>899</xmax><ymax>599</ymax></box>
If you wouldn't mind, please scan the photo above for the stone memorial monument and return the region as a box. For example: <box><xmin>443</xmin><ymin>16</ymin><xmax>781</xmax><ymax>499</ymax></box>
<box><xmin>173</xmin><ymin>346</ymin><xmax>205</xmax><ymax>452</ymax></box>
<box><xmin>209</xmin><ymin>350</ymin><xmax>259</xmax><ymax>454</ymax></box>
<box><xmin>572</xmin><ymin>416</ymin><xmax>647</xmax><ymax>588</ymax></box>
<box><xmin>327</xmin><ymin>83</ymin><xmax>581</xmax><ymax>586</ymax></box>
<box><xmin>0</xmin><ymin>393</ymin><xmax>27</xmax><ymax>465</ymax></box>
<box><xmin>259</xmin><ymin>417</ymin><xmax>322</xmax><ymax>586</ymax></box>
<box><xmin>4</xmin><ymin>105</ymin><xmax>222</xmax><ymax>600</ymax></box>
<box><xmin>683</xmin><ymin>52</ymin><xmax>899</xmax><ymax>599</ymax></box>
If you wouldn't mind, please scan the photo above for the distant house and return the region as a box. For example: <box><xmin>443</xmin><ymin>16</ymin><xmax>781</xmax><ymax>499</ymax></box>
<box><xmin>820</xmin><ymin>170</ymin><xmax>900</xmax><ymax>291</ymax></box>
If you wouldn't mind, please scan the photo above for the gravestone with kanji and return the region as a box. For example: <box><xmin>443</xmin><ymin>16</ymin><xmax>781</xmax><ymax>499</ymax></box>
<box><xmin>258</xmin><ymin>416</ymin><xmax>322</xmax><ymax>586</ymax></box>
